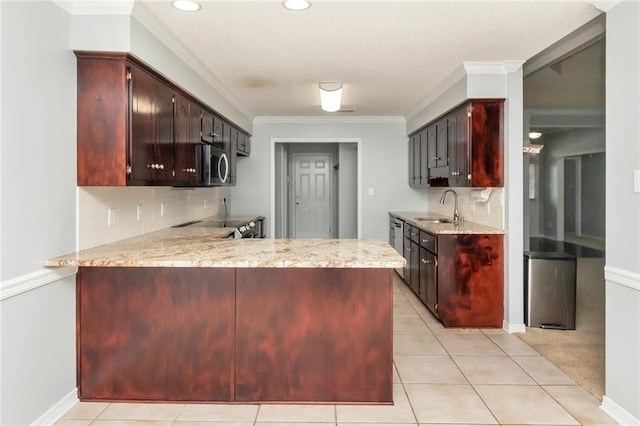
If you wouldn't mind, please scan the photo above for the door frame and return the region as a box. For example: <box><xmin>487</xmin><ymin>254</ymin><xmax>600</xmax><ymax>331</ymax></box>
<box><xmin>270</xmin><ymin>138</ymin><xmax>362</xmax><ymax>239</ymax></box>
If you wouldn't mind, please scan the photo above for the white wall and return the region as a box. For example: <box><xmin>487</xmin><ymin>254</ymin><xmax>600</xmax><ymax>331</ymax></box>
<box><xmin>602</xmin><ymin>1</ymin><xmax>640</xmax><ymax>423</ymax></box>
<box><xmin>0</xmin><ymin>2</ymin><xmax>77</xmax><ymax>424</ymax></box>
<box><xmin>231</xmin><ymin>118</ymin><xmax>430</xmax><ymax>239</ymax></box>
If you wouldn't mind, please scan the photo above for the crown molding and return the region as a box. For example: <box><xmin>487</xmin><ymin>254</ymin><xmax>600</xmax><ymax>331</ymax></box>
<box><xmin>253</xmin><ymin>116</ymin><xmax>406</xmax><ymax>124</ymax></box>
<box><xmin>588</xmin><ymin>0</ymin><xmax>623</xmax><ymax>12</ymax></box>
<box><xmin>463</xmin><ymin>61</ymin><xmax>525</xmax><ymax>74</ymax></box>
<box><xmin>131</xmin><ymin>2</ymin><xmax>253</xmax><ymax>120</ymax></box>
<box><xmin>406</xmin><ymin>60</ymin><xmax>523</xmax><ymax>120</ymax></box>
<box><xmin>53</xmin><ymin>0</ymin><xmax>134</xmax><ymax>15</ymax></box>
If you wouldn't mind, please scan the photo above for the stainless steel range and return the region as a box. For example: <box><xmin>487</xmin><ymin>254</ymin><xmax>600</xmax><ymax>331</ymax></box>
<box><xmin>173</xmin><ymin>217</ymin><xmax>265</xmax><ymax>238</ymax></box>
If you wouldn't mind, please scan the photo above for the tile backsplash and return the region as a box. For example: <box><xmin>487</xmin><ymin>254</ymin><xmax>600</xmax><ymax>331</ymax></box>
<box><xmin>78</xmin><ymin>186</ymin><xmax>229</xmax><ymax>250</ymax></box>
<box><xmin>425</xmin><ymin>187</ymin><xmax>504</xmax><ymax>229</ymax></box>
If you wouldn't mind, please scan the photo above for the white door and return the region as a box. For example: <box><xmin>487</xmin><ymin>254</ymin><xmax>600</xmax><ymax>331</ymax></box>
<box><xmin>292</xmin><ymin>154</ymin><xmax>332</xmax><ymax>238</ymax></box>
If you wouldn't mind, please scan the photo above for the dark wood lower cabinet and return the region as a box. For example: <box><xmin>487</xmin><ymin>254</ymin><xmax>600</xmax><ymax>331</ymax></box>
<box><xmin>77</xmin><ymin>267</ymin><xmax>236</xmax><ymax>401</ymax></box>
<box><xmin>235</xmin><ymin>268</ymin><xmax>393</xmax><ymax>403</ymax></box>
<box><xmin>76</xmin><ymin>266</ymin><xmax>393</xmax><ymax>403</ymax></box>
<box><xmin>399</xmin><ymin>231</ymin><xmax>504</xmax><ymax>328</ymax></box>
<box><xmin>437</xmin><ymin>234</ymin><xmax>504</xmax><ymax>327</ymax></box>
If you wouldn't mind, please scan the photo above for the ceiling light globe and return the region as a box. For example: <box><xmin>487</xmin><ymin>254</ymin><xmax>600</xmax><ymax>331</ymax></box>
<box><xmin>283</xmin><ymin>0</ymin><xmax>311</xmax><ymax>11</ymax></box>
<box><xmin>319</xmin><ymin>83</ymin><xmax>343</xmax><ymax>112</ymax></box>
<box><xmin>172</xmin><ymin>0</ymin><xmax>201</xmax><ymax>12</ymax></box>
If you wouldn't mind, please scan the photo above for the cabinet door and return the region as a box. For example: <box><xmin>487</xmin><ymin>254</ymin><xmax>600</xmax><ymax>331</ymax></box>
<box><xmin>129</xmin><ymin>65</ymin><xmax>156</xmax><ymax>184</ymax></box>
<box><xmin>435</xmin><ymin>118</ymin><xmax>448</xmax><ymax>168</ymax></box>
<box><xmin>403</xmin><ymin>236</ymin><xmax>412</xmax><ymax>284</ymax></box>
<box><xmin>423</xmin><ymin>248</ymin><xmax>437</xmax><ymax>316</ymax></box>
<box><xmin>201</xmin><ymin>111</ymin><xmax>214</xmax><ymax>143</ymax></box>
<box><xmin>448</xmin><ymin>105</ymin><xmax>470</xmax><ymax>187</ymax></box>
<box><xmin>408</xmin><ymin>137</ymin><xmax>416</xmax><ymax>186</ymax></box>
<box><xmin>419</xmin><ymin>129</ymin><xmax>429</xmax><ymax>186</ymax></box>
<box><xmin>228</xmin><ymin>126</ymin><xmax>238</xmax><ymax>186</ymax></box>
<box><xmin>426</xmin><ymin>125</ymin><xmax>437</xmax><ymax>168</ymax></box>
<box><xmin>410</xmin><ymin>240</ymin><xmax>420</xmax><ymax>295</ymax></box>
<box><xmin>173</xmin><ymin>94</ymin><xmax>200</xmax><ymax>185</ymax></box>
<box><xmin>413</xmin><ymin>133</ymin><xmax>421</xmax><ymax>186</ymax></box>
<box><xmin>213</xmin><ymin>116</ymin><xmax>224</xmax><ymax>144</ymax></box>
<box><xmin>469</xmin><ymin>101</ymin><xmax>504</xmax><ymax>187</ymax></box>
<box><xmin>153</xmin><ymin>80</ymin><xmax>174</xmax><ymax>183</ymax></box>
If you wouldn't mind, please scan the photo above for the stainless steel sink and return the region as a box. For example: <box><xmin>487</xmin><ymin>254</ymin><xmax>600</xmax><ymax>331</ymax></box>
<box><xmin>414</xmin><ymin>217</ymin><xmax>452</xmax><ymax>223</ymax></box>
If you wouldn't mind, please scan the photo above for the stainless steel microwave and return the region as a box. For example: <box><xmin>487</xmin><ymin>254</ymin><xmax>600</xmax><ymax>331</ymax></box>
<box><xmin>198</xmin><ymin>144</ymin><xmax>229</xmax><ymax>186</ymax></box>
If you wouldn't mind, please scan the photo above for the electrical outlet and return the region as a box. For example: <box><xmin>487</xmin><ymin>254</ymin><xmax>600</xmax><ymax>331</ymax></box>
<box><xmin>203</xmin><ymin>199</ymin><xmax>207</xmax><ymax>210</ymax></box>
<box><xmin>137</xmin><ymin>204</ymin><xmax>143</xmax><ymax>221</ymax></box>
<box><xmin>107</xmin><ymin>208</ymin><xmax>116</xmax><ymax>227</ymax></box>
<box><xmin>160</xmin><ymin>203</ymin><xmax>165</xmax><ymax>217</ymax></box>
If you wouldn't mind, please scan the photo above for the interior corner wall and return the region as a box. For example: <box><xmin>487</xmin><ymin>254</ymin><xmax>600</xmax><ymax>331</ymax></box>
<box><xmin>1</xmin><ymin>1</ymin><xmax>77</xmax><ymax>424</ymax></box>
<box><xmin>603</xmin><ymin>0</ymin><xmax>640</xmax><ymax>423</ymax></box>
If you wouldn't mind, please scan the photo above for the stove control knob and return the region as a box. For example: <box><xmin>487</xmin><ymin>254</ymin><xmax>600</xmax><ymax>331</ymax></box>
<box><xmin>249</xmin><ymin>221</ymin><xmax>255</xmax><ymax>228</ymax></box>
<box><xmin>239</xmin><ymin>226</ymin><xmax>246</xmax><ymax>232</ymax></box>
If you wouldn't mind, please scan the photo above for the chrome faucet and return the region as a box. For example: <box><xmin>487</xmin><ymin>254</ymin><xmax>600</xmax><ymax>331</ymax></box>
<box><xmin>439</xmin><ymin>189</ymin><xmax>461</xmax><ymax>224</ymax></box>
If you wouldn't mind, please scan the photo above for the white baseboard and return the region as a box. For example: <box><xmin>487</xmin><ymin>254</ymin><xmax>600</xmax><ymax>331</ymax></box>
<box><xmin>31</xmin><ymin>388</ymin><xmax>78</xmax><ymax>426</ymax></box>
<box><xmin>604</xmin><ymin>266</ymin><xmax>640</xmax><ymax>291</ymax></box>
<box><xmin>601</xmin><ymin>395</ymin><xmax>640</xmax><ymax>426</ymax></box>
<box><xmin>0</xmin><ymin>266</ymin><xmax>77</xmax><ymax>301</ymax></box>
<box><xmin>503</xmin><ymin>319</ymin><xmax>526</xmax><ymax>334</ymax></box>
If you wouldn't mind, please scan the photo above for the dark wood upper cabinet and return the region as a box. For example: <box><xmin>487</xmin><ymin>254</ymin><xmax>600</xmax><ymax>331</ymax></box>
<box><xmin>76</xmin><ymin>53</ymin><xmax>129</xmax><ymax>186</ymax></box>
<box><xmin>75</xmin><ymin>51</ymin><xmax>250</xmax><ymax>187</ymax></box>
<box><xmin>173</xmin><ymin>93</ymin><xmax>201</xmax><ymax>185</ymax></box>
<box><xmin>237</xmin><ymin>132</ymin><xmax>251</xmax><ymax>156</ymax></box>
<box><xmin>408</xmin><ymin>99</ymin><xmax>504</xmax><ymax>188</ymax></box>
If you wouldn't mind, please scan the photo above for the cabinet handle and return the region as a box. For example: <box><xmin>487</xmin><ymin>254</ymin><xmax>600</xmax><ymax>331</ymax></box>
<box><xmin>432</xmin><ymin>156</ymin><xmax>441</xmax><ymax>161</ymax></box>
<box><xmin>147</xmin><ymin>163</ymin><xmax>165</xmax><ymax>170</ymax></box>
<box><xmin>421</xmin><ymin>258</ymin><xmax>427</xmax><ymax>264</ymax></box>
<box><xmin>182</xmin><ymin>168</ymin><xmax>196</xmax><ymax>173</ymax></box>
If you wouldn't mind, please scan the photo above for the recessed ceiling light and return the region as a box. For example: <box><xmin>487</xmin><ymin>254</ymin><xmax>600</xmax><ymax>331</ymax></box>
<box><xmin>172</xmin><ymin>0</ymin><xmax>201</xmax><ymax>12</ymax></box>
<box><xmin>283</xmin><ymin>0</ymin><xmax>311</xmax><ymax>11</ymax></box>
<box><xmin>528</xmin><ymin>131</ymin><xmax>543</xmax><ymax>139</ymax></box>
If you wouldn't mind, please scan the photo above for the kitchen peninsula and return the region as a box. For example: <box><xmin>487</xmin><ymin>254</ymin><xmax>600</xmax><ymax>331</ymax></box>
<box><xmin>44</xmin><ymin>225</ymin><xmax>404</xmax><ymax>404</ymax></box>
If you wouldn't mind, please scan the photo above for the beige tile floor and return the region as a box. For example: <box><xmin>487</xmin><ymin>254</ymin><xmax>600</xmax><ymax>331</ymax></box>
<box><xmin>56</xmin><ymin>276</ymin><xmax>617</xmax><ymax>426</ymax></box>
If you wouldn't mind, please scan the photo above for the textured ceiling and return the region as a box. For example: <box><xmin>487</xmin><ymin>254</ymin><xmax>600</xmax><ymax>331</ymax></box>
<box><xmin>129</xmin><ymin>1</ymin><xmax>602</xmax><ymax>118</ymax></box>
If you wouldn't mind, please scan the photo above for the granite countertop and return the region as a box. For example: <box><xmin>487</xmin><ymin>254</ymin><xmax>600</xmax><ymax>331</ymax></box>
<box><xmin>44</xmin><ymin>226</ymin><xmax>405</xmax><ymax>269</ymax></box>
<box><xmin>389</xmin><ymin>211</ymin><xmax>504</xmax><ymax>235</ymax></box>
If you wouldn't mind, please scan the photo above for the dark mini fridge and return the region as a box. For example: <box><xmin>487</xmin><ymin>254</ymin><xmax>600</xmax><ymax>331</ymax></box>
<box><xmin>524</xmin><ymin>251</ymin><xmax>577</xmax><ymax>330</ymax></box>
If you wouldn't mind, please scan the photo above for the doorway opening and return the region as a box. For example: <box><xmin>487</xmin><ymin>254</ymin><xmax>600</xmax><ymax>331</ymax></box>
<box><xmin>521</xmin><ymin>32</ymin><xmax>606</xmax><ymax>400</ymax></box>
<box><xmin>272</xmin><ymin>139</ymin><xmax>360</xmax><ymax>239</ymax></box>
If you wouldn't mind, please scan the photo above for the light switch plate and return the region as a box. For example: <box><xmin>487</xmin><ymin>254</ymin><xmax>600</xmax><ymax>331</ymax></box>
<box><xmin>634</xmin><ymin>169</ymin><xmax>640</xmax><ymax>193</ymax></box>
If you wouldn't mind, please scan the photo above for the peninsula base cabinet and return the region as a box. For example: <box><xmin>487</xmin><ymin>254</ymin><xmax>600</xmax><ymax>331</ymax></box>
<box><xmin>76</xmin><ymin>267</ymin><xmax>393</xmax><ymax>404</ymax></box>
<box><xmin>403</xmin><ymin>233</ymin><xmax>504</xmax><ymax>328</ymax></box>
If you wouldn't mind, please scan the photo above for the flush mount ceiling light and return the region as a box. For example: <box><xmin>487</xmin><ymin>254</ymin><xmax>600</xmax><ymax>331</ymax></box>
<box><xmin>172</xmin><ymin>0</ymin><xmax>201</xmax><ymax>12</ymax></box>
<box><xmin>528</xmin><ymin>131</ymin><xmax>543</xmax><ymax>139</ymax></box>
<box><xmin>283</xmin><ymin>0</ymin><xmax>311</xmax><ymax>11</ymax></box>
<box><xmin>319</xmin><ymin>82</ymin><xmax>343</xmax><ymax>112</ymax></box>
